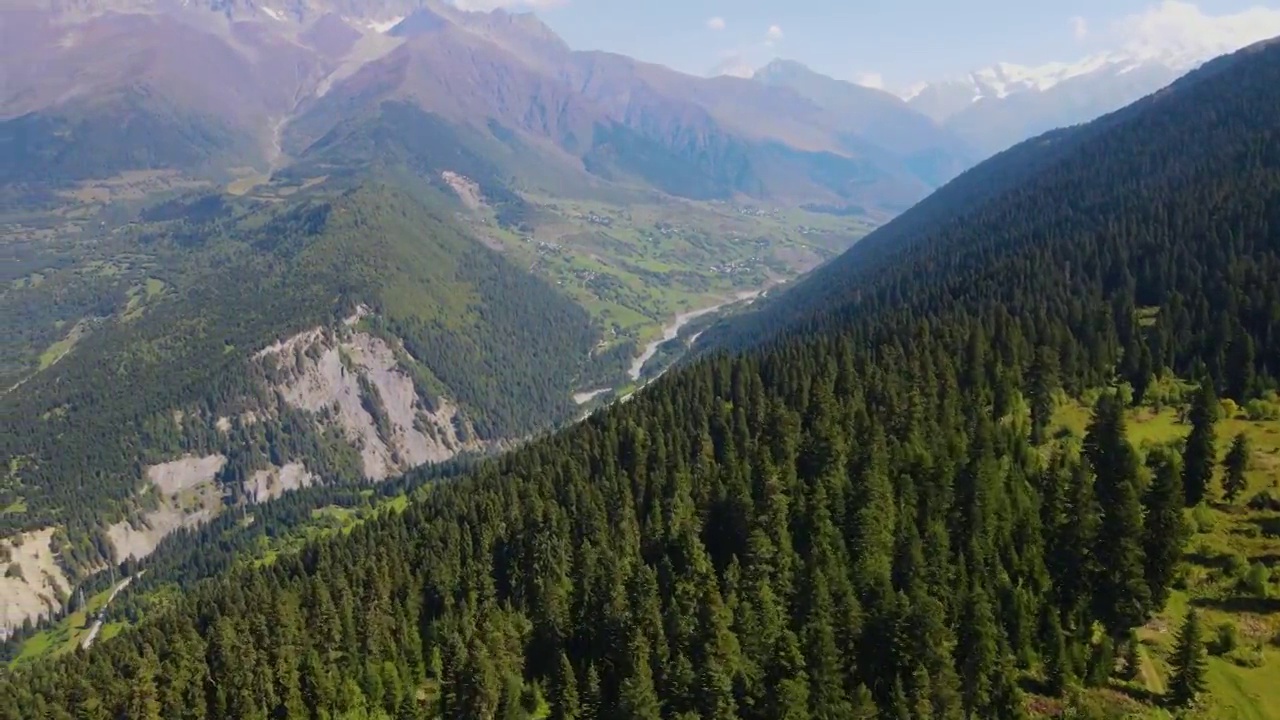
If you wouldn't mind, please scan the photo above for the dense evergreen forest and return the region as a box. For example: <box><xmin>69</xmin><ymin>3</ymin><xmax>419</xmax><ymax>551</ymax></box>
<box><xmin>5</xmin><ymin>34</ymin><xmax>1280</xmax><ymax>720</ymax></box>
<box><xmin>713</xmin><ymin>38</ymin><xmax>1280</xmax><ymax>388</ymax></box>
<box><xmin>1</xmin><ymin>181</ymin><xmax>609</xmax><ymax>560</ymax></box>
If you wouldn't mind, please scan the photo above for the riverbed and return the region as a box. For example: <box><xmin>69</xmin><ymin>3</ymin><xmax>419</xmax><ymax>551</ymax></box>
<box><xmin>627</xmin><ymin>289</ymin><xmax>763</xmax><ymax>381</ymax></box>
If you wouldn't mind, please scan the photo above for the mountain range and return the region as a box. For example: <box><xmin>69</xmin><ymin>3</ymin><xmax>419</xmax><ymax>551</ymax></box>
<box><xmin>0</xmin><ymin>0</ymin><xmax>972</xmax><ymax>214</ymax></box>
<box><xmin>899</xmin><ymin>31</ymin><xmax>1271</xmax><ymax>156</ymax></box>
<box><xmin>5</xmin><ymin>25</ymin><xmax>1280</xmax><ymax>719</ymax></box>
<box><xmin>2</xmin><ymin>0</ymin><xmax>1275</xmax><ymax>646</ymax></box>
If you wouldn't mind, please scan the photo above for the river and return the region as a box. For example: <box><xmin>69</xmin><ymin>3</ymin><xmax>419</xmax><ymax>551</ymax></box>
<box><xmin>627</xmin><ymin>289</ymin><xmax>763</xmax><ymax>381</ymax></box>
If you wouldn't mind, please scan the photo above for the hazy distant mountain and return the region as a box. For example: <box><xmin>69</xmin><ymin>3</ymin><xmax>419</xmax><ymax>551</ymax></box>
<box><xmin>0</xmin><ymin>0</ymin><xmax>960</xmax><ymax>214</ymax></box>
<box><xmin>902</xmin><ymin>34</ymin><xmax>1271</xmax><ymax>157</ymax></box>
<box><xmin>752</xmin><ymin>59</ymin><xmax>974</xmax><ymax>186</ymax></box>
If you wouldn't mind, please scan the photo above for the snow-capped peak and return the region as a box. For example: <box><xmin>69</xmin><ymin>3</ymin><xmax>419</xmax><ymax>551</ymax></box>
<box><xmin>366</xmin><ymin>16</ymin><xmax>405</xmax><ymax>33</ymax></box>
<box><xmin>903</xmin><ymin>1</ymin><xmax>1280</xmax><ymax>106</ymax></box>
<box><xmin>899</xmin><ymin>45</ymin><xmax>1213</xmax><ymax>107</ymax></box>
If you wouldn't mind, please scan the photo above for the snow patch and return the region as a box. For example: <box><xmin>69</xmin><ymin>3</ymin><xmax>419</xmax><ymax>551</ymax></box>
<box><xmin>261</xmin><ymin>6</ymin><xmax>285</xmax><ymax>22</ymax></box>
<box><xmin>367</xmin><ymin>16</ymin><xmax>405</xmax><ymax>33</ymax></box>
<box><xmin>901</xmin><ymin>7</ymin><xmax>1276</xmax><ymax>108</ymax></box>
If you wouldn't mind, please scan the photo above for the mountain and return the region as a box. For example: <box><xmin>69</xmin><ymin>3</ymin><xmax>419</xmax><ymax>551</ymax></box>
<box><xmin>7</xmin><ymin>32</ymin><xmax>1280</xmax><ymax>720</ymax></box>
<box><xmin>0</xmin><ymin>0</ymin><xmax>963</xmax><ymax>214</ymax></box>
<box><xmin>285</xmin><ymin>5</ymin><xmax>956</xmax><ymax>212</ymax></box>
<box><xmin>710</xmin><ymin>37</ymin><xmax>1280</xmax><ymax>365</ymax></box>
<box><xmin>902</xmin><ymin>34</ymin><xmax>1270</xmax><ymax>157</ymax></box>
<box><xmin>1</xmin><ymin>0</ymin><xmax>908</xmax><ymax>635</ymax></box>
<box><xmin>1</xmin><ymin>176</ymin><xmax>607</xmax><ymax>545</ymax></box>
<box><xmin>752</xmin><ymin>59</ymin><xmax>975</xmax><ymax>186</ymax></box>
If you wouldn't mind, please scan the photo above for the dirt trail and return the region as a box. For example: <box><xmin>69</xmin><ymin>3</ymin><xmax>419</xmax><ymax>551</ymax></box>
<box><xmin>80</xmin><ymin>575</ymin><xmax>135</xmax><ymax>650</ymax></box>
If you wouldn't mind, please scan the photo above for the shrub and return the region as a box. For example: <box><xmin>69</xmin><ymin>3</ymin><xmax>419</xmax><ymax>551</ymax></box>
<box><xmin>1211</xmin><ymin>621</ymin><xmax>1240</xmax><ymax>656</ymax></box>
<box><xmin>1191</xmin><ymin>504</ymin><xmax>1217</xmax><ymax>533</ymax></box>
<box><xmin>1227</xmin><ymin>644</ymin><xmax>1267</xmax><ymax>668</ymax></box>
<box><xmin>1245</xmin><ymin>399</ymin><xmax>1280</xmax><ymax>421</ymax></box>
<box><xmin>1248</xmin><ymin>489</ymin><xmax>1280</xmax><ymax>512</ymax></box>
<box><xmin>1242</xmin><ymin>562</ymin><xmax>1272</xmax><ymax>598</ymax></box>
<box><xmin>1220</xmin><ymin>398</ymin><xmax>1240</xmax><ymax>418</ymax></box>
<box><xmin>1223</xmin><ymin>552</ymin><xmax>1250</xmax><ymax>581</ymax></box>
<box><xmin>4</xmin><ymin>563</ymin><xmax>21</xmax><ymax>580</ymax></box>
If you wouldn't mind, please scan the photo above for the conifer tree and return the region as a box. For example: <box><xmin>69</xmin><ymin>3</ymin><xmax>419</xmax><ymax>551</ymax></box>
<box><xmin>1084</xmin><ymin>634</ymin><xmax>1114</xmax><ymax>688</ymax></box>
<box><xmin>551</xmin><ymin>651</ymin><xmax>580</xmax><ymax>720</ymax></box>
<box><xmin>1041</xmin><ymin>608</ymin><xmax>1071</xmax><ymax>696</ymax></box>
<box><xmin>1225</xmin><ymin>330</ymin><xmax>1256</xmax><ymax>401</ymax></box>
<box><xmin>1048</xmin><ymin>457</ymin><xmax>1099</xmax><ymax>624</ymax></box>
<box><xmin>1168</xmin><ymin>609</ymin><xmax>1208</xmax><ymax>707</ymax></box>
<box><xmin>956</xmin><ymin>582</ymin><xmax>999</xmax><ymax>718</ymax></box>
<box><xmin>1142</xmin><ymin>449</ymin><xmax>1187</xmax><ymax>611</ymax></box>
<box><xmin>124</xmin><ymin>650</ymin><xmax>163</xmax><ymax>720</ymax></box>
<box><xmin>1222</xmin><ymin>433</ymin><xmax>1251</xmax><ymax>503</ymax></box>
<box><xmin>1182</xmin><ymin>381</ymin><xmax>1219</xmax><ymax>506</ymax></box>
<box><xmin>1085</xmin><ymin>393</ymin><xmax>1151</xmax><ymax>638</ymax></box>
<box><xmin>1028</xmin><ymin>346</ymin><xmax>1059</xmax><ymax>445</ymax></box>
<box><xmin>617</xmin><ymin>636</ymin><xmax>663</xmax><ymax>720</ymax></box>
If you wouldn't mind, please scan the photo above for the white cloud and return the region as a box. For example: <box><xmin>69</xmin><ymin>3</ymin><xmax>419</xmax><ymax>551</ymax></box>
<box><xmin>710</xmin><ymin>52</ymin><xmax>756</xmax><ymax>78</ymax></box>
<box><xmin>1112</xmin><ymin>1</ymin><xmax>1280</xmax><ymax>61</ymax></box>
<box><xmin>1070</xmin><ymin>15</ymin><xmax>1088</xmax><ymax>40</ymax></box>
<box><xmin>707</xmin><ymin>16</ymin><xmax>726</xmax><ymax>31</ymax></box>
<box><xmin>854</xmin><ymin>72</ymin><xmax>885</xmax><ymax>90</ymax></box>
<box><xmin>707</xmin><ymin>25</ymin><xmax>788</xmax><ymax>78</ymax></box>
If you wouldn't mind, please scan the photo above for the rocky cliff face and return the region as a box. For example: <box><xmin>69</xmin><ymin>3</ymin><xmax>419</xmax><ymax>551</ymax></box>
<box><xmin>258</xmin><ymin>322</ymin><xmax>478</xmax><ymax>481</ymax></box>
<box><xmin>1</xmin><ymin>312</ymin><xmax>482</xmax><ymax>634</ymax></box>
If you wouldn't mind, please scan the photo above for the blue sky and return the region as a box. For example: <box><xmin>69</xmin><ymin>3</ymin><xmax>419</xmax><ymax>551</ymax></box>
<box><xmin>455</xmin><ymin>1</ymin><xmax>1280</xmax><ymax>91</ymax></box>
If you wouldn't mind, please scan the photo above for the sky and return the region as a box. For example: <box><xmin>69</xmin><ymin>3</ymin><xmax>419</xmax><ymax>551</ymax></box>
<box><xmin>451</xmin><ymin>0</ymin><xmax>1280</xmax><ymax>93</ymax></box>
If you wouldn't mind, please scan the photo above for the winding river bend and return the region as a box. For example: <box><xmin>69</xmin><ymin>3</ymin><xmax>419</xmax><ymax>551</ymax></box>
<box><xmin>627</xmin><ymin>289</ymin><xmax>763</xmax><ymax>381</ymax></box>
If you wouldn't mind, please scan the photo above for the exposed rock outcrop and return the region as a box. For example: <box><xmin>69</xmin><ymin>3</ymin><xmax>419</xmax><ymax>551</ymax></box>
<box><xmin>0</xmin><ymin>528</ymin><xmax>71</xmax><ymax>640</ymax></box>
<box><xmin>106</xmin><ymin>454</ymin><xmax>226</xmax><ymax>562</ymax></box>
<box><xmin>259</xmin><ymin>322</ymin><xmax>477</xmax><ymax>480</ymax></box>
<box><xmin>244</xmin><ymin>462</ymin><xmax>315</xmax><ymax>503</ymax></box>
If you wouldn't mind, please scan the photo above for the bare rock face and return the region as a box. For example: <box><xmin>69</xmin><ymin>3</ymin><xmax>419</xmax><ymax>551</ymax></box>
<box><xmin>258</xmin><ymin>321</ymin><xmax>477</xmax><ymax>481</ymax></box>
<box><xmin>0</xmin><ymin>528</ymin><xmax>72</xmax><ymax>640</ymax></box>
<box><xmin>244</xmin><ymin>462</ymin><xmax>314</xmax><ymax>503</ymax></box>
<box><xmin>107</xmin><ymin>454</ymin><xmax>227</xmax><ymax>562</ymax></box>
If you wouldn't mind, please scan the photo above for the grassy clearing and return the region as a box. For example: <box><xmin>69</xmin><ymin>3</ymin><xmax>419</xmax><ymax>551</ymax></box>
<box><xmin>226</xmin><ymin>172</ymin><xmax>272</xmax><ymax>196</ymax></box>
<box><xmin>465</xmin><ymin>194</ymin><xmax>869</xmax><ymax>352</ymax></box>
<box><xmin>37</xmin><ymin>321</ymin><xmax>86</xmax><ymax>370</ymax></box>
<box><xmin>1049</xmin><ymin>389</ymin><xmax>1280</xmax><ymax>719</ymax></box>
<box><xmin>121</xmin><ymin>278</ymin><xmax>169</xmax><ymax>320</ymax></box>
<box><xmin>9</xmin><ymin>586</ymin><xmax>118</xmax><ymax>667</ymax></box>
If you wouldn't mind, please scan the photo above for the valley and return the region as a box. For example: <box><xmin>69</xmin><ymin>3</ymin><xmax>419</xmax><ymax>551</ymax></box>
<box><xmin>0</xmin><ymin>161</ymin><xmax>869</xmax><ymax>636</ymax></box>
<box><xmin>3</xmin><ymin>2</ymin><xmax>1280</xmax><ymax>719</ymax></box>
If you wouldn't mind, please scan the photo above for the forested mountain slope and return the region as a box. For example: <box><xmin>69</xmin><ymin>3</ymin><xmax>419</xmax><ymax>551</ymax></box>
<box><xmin>1</xmin><ymin>179</ymin><xmax>604</xmax><ymax>575</ymax></box>
<box><xmin>709</xmin><ymin>37</ymin><xmax>1280</xmax><ymax>370</ymax></box>
<box><xmin>5</xmin><ymin>32</ymin><xmax>1280</xmax><ymax>720</ymax></box>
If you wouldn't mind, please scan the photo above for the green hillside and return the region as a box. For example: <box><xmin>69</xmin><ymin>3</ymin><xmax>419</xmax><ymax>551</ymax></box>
<box><xmin>0</xmin><ymin>90</ymin><xmax>256</xmax><ymax>189</ymax></box>
<box><xmin>0</xmin><ymin>179</ymin><xmax>604</xmax><ymax>566</ymax></box>
<box><xmin>4</xmin><ymin>31</ymin><xmax>1280</xmax><ymax>720</ymax></box>
<box><xmin>708</xmin><ymin>40</ymin><xmax>1280</xmax><ymax>364</ymax></box>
